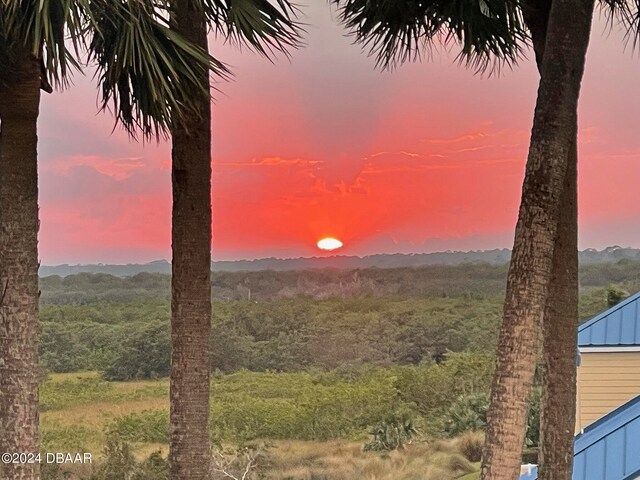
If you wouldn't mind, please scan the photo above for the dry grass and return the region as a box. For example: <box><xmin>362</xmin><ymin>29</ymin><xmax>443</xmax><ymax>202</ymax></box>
<box><xmin>44</xmin><ymin>439</ymin><xmax>480</xmax><ymax>480</ymax></box>
<box><xmin>266</xmin><ymin>439</ymin><xmax>476</xmax><ymax>480</ymax></box>
<box><xmin>43</xmin><ymin>398</ymin><xmax>167</xmax><ymax>427</ymax></box>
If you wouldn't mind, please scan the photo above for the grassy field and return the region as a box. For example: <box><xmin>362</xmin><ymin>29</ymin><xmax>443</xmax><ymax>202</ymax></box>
<box><xmin>40</xmin><ymin>372</ymin><xmax>485</xmax><ymax>479</ymax></box>
<box><xmin>41</xmin><ymin>369</ymin><xmax>402</xmax><ymax>451</ymax></box>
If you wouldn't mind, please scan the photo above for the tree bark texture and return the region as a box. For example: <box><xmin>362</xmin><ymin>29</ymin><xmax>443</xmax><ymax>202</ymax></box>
<box><xmin>480</xmin><ymin>0</ymin><xmax>594</xmax><ymax>478</ymax></box>
<box><xmin>169</xmin><ymin>2</ymin><xmax>213</xmax><ymax>479</ymax></box>
<box><xmin>538</xmin><ymin>139</ymin><xmax>578</xmax><ymax>480</ymax></box>
<box><xmin>0</xmin><ymin>53</ymin><xmax>42</xmax><ymax>480</ymax></box>
<box><xmin>521</xmin><ymin>4</ymin><xmax>581</xmax><ymax>478</ymax></box>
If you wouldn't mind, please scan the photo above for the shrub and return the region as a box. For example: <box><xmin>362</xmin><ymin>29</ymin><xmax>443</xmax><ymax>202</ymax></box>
<box><xmin>101</xmin><ymin>322</ymin><xmax>169</xmax><ymax>381</ymax></box>
<box><xmin>363</xmin><ymin>412</ymin><xmax>418</xmax><ymax>451</ymax></box>
<box><xmin>87</xmin><ymin>437</ymin><xmax>136</xmax><ymax>480</ymax></box>
<box><xmin>456</xmin><ymin>431</ymin><xmax>484</xmax><ymax>462</ymax></box>
<box><xmin>106</xmin><ymin>411</ymin><xmax>169</xmax><ymax>443</ymax></box>
<box><xmin>443</xmin><ymin>393</ymin><xmax>489</xmax><ymax>437</ymax></box>
<box><xmin>131</xmin><ymin>451</ymin><xmax>168</xmax><ymax>480</ymax></box>
<box><xmin>394</xmin><ymin>352</ymin><xmax>495</xmax><ymax>417</ymax></box>
<box><xmin>607</xmin><ymin>284</ymin><xmax>630</xmax><ymax>307</ymax></box>
<box><xmin>444</xmin><ymin>388</ymin><xmax>540</xmax><ymax>447</ymax></box>
<box><xmin>86</xmin><ymin>438</ymin><xmax>168</xmax><ymax>480</ymax></box>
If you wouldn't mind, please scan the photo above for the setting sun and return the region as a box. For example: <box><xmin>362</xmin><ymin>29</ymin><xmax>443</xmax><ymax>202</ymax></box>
<box><xmin>317</xmin><ymin>238</ymin><xmax>343</xmax><ymax>251</ymax></box>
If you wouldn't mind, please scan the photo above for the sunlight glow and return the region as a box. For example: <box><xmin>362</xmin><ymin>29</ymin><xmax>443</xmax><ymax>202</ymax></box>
<box><xmin>317</xmin><ymin>238</ymin><xmax>343</xmax><ymax>251</ymax></box>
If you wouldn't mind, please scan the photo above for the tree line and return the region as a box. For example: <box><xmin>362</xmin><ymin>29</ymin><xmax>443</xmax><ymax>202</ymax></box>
<box><xmin>39</xmin><ymin>259</ymin><xmax>640</xmax><ymax>304</ymax></box>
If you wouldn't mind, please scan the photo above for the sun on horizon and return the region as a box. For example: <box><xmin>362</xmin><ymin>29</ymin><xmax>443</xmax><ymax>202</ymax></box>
<box><xmin>317</xmin><ymin>238</ymin><xmax>343</xmax><ymax>251</ymax></box>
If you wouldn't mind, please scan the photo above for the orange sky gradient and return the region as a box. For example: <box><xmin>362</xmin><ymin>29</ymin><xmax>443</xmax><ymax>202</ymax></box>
<box><xmin>38</xmin><ymin>4</ymin><xmax>640</xmax><ymax>263</ymax></box>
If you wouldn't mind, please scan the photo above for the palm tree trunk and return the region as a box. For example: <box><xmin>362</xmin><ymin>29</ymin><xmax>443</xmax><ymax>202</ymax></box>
<box><xmin>169</xmin><ymin>2</ymin><xmax>212</xmax><ymax>479</ymax></box>
<box><xmin>0</xmin><ymin>54</ymin><xmax>42</xmax><ymax>480</ymax></box>
<box><xmin>521</xmin><ymin>4</ymin><xmax>580</xmax><ymax>478</ymax></box>
<box><xmin>538</xmin><ymin>133</ymin><xmax>578</xmax><ymax>480</ymax></box>
<box><xmin>480</xmin><ymin>0</ymin><xmax>593</xmax><ymax>478</ymax></box>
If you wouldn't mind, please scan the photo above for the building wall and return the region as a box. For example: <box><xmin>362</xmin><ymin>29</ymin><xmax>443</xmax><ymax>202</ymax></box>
<box><xmin>576</xmin><ymin>351</ymin><xmax>640</xmax><ymax>433</ymax></box>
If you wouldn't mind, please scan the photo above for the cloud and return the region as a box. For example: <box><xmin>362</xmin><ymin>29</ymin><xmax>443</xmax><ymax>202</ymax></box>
<box><xmin>46</xmin><ymin>155</ymin><xmax>148</xmax><ymax>180</ymax></box>
<box><xmin>214</xmin><ymin>156</ymin><xmax>321</xmax><ymax>168</ymax></box>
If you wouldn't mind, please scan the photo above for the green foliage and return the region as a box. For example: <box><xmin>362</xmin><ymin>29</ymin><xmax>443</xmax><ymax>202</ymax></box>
<box><xmin>394</xmin><ymin>352</ymin><xmax>495</xmax><ymax>420</ymax></box>
<box><xmin>443</xmin><ymin>393</ymin><xmax>489</xmax><ymax>437</ymax></box>
<box><xmin>81</xmin><ymin>437</ymin><xmax>167</xmax><ymax>480</ymax></box>
<box><xmin>40</xmin><ymin>376</ymin><xmax>115</xmax><ymax>411</ymax></box>
<box><xmin>41</xmin><ymin>424</ymin><xmax>92</xmax><ymax>452</ymax></box>
<box><xmin>107</xmin><ymin>411</ymin><xmax>169</xmax><ymax>443</ymax></box>
<box><xmin>38</xmin><ymin>265</ymin><xmax>633</xmax><ymax>378</ymax></box>
<box><xmin>34</xmin><ymin>266</ymin><xmax>637</xmax><ymax>456</ymax></box>
<box><xmin>363</xmin><ymin>412</ymin><xmax>418</xmax><ymax>451</ymax></box>
<box><xmin>40</xmin><ymin>294</ymin><xmax>505</xmax><ymax>377</ymax></box>
<box><xmin>37</xmin><ymin>369</ymin><xmax>409</xmax><ymax>446</ymax></box>
<box><xmin>41</xmin><ymin>262</ymin><xmax>640</xmax><ymax>305</ymax></box>
<box><xmin>39</xmin><ymin>300</ymin><xmax>169</xmax><ymax>375</ymax></box>
<box><xmin>101</xmin><ymin>322</ymin><xmax>169</xmax><ymax>381</ymax></box>
<box><xmin>87</xmin><ymin>437</ymin><xmax>136</xmax><ymax>480</ymax></box>
<box><xmin>130</xmin><ymin>451</ymin><xmax>168</xmax><ymax>480</ymax></box>
<box><xmin>210</xmin><ymin>369</ymin><xmax>404</xmax><ymax>441</ymax></box>
<box><xmin>40</xmin><ymin>274</ymin><xmax>170</xmax><ymax>304</ymax></box>
<box><xmin>442</xmin><ymin>387</ymin><xmax>540</xmax><ymax>447</ymax></box>
<box><xmin>607</xmin><ymin>284</ymin><xmax>630</xmax><ymax>307</ymax></box>
<box><xmin>525</xmin><ymin>388</ymin><xmax>541</xmax><ymax>448</ymax></box>
<box><xmin>40</xmin><ymin>374</ymin><xmax>166</xmax><ymax>411</ymax></box>
<box><xmin>579</xmin><ymin>260</ymin><xmax>640</xmax><ymax>288</ymax></box>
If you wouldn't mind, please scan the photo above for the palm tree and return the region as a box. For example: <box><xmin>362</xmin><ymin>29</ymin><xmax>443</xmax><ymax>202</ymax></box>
<box><xmin>0</xmin><ymin>45</ymin><xmax>42</xmax><ymax>480</ymax></box>
<box><xmin>520</xmin><ymin>4</ymin><xmax>579</xmax><ymax>479</ymax></box>
<box><xmin>0</xmin><ymin>2</ymin><xmax>226</xmax><ymax>478</ymax></box>
<box><xmin>331</xmin><ymin>0</ymin><xmax>637</xmax><ymax>478</ymax></box>
<box><xmin>166</xmin><ymin>2</ymin><xmax>301</xmax><ymax>479</ymax></box>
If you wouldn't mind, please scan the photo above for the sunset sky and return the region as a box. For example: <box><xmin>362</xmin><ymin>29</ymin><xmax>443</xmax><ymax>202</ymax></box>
<box><xmin>38</xmin><ymin>4</ymin><xmax>640</xmax><ymax>264</ymax></box>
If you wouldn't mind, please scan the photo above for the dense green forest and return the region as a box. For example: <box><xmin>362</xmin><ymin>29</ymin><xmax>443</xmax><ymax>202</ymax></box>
<box><xmin>39</xmin><ymin>260</ymin><xmax>640</xmax><ymax>379</ymax></box>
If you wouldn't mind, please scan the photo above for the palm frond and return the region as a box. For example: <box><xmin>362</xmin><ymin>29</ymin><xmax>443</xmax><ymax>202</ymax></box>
<box><xmin>598</xmin><ymin>0</ymin><xmax>640</xmax><ymax>50</ymax></box>
<box><xmin>201</xmin><ymin>0</ymin><xmax>304</xmax><ymax>59</ymax></box>
<box><xmin>0</xmin><ymin>0</ymin><xmax>91</xmax><ymax>89</ymax></box>
<box><xmin>87</xmin><ymin>0</ymin><xmax>230</xmax><ymax>140</ymax></box>
<box><xmin>331</xmin><ymin>0</ymin><xmax>529</xmax><ymax>73</ymax></box>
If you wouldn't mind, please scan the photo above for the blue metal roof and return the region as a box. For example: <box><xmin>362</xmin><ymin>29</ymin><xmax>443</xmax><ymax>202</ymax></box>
<box><xmin>520</xmin><ymin>395</ymin><xmax>640</xmax><ymax>480</ymax></box>
<box><xmin>573</xmin><ymin>394</ymin><xmax>640</xmax><ymax>480</ymax></box>
<box><xmin>578</xmin><ymin>291</ymin><xmax>640</xmax><ymax>347</ymax></box>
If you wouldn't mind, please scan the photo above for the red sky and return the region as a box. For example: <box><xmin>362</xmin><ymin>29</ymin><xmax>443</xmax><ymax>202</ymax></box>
<box><xmin>38</xmin><ymin>5</ymin><xmax>640</xmax><ymax>263</ymax></box>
